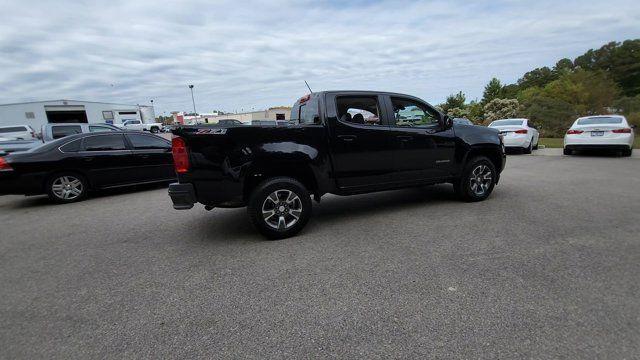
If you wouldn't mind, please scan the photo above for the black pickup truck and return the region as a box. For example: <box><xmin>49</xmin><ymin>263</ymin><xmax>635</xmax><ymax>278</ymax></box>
<box><xmin>169</xmin><ymin>91</ymin><xmax>506</xmax><ymax>239</ymax></box>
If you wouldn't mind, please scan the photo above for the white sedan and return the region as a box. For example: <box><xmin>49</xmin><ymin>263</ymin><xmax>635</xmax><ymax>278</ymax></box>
<box><xmin>564</xmin><ymin>115</ymin><xmax>635</xmax><ymax>156</ymax></box>
<box><xmin>488</xmin><ymin>118</ymin><xmax>539</xmax><ymax>154</ymax></box>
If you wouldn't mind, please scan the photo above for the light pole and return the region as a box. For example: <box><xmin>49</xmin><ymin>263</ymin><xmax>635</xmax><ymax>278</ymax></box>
<box><xmin>188</xmin><ymin>85</ymin><xmax>197</xmax><ymax>115</ymax></box>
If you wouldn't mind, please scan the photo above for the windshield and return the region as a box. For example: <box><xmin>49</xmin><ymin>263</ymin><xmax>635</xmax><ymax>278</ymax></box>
<box><xmin>490</xmin><ymin>119</ymin><xmax>524</xmax><ymax>126</ymax></box>
<box><xmin>577</xmin><ymin>117</ymin><xmax>623</xmax><ymax>125</ymax></box>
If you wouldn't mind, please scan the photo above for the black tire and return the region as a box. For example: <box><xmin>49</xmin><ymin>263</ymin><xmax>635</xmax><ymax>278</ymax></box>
<box><xmin>524</xmin><ymin>140</ymin><xmax>533</xmax><ymax>154</ymax></box>
<box><xmin>247</xmin><ymin>177</ymin><xmax>312</xmax><ymax>240</ymax></box>
<box><xmin>150</xmin><ymin>127</ymin><xmax>159</xmax><ymax>133</ymax></box>
<box><xmin>563</xmin><ymin>147</ymin><xmax>572</xmax><ymax>156</ymax></box>
<box><xmin>453</xmin><ymin>156</ymin><xmax>497</xmax><ymax>202</ymax></box>
<box><xmin>533</xmin><ymin>140</ymin><xmax>539</xmax><ymax>150</ymax></box>
<box><xmin>46</xmin><ymin>172</ymin><xmax>88</xmax><ymax>204</ymax></box>
<box><xmin>622</xmin><ymin>148</ymin><xmax>632</xmax><ymax>157</ymax></box>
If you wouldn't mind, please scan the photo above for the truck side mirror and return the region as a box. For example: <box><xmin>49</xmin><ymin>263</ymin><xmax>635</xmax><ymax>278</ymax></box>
<box><xmin>441</xmin><ymin>114</ymin><xmax>453</xmax><ymax>129</ymax></box>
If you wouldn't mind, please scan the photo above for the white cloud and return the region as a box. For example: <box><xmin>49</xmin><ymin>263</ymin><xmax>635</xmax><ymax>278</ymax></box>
<box><xmin>0</xmin><ymin>0</ymin><xmax>638</xmax><ymax>114</ymax></box>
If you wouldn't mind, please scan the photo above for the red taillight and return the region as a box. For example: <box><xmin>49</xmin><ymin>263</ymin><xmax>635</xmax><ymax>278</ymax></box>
<box><xmin>514</xmin><ymin>129</ymin><xmax>528</xmax><ymax>134</ymax></box>
<box><xmin>567</xmin><ymin>129</ymin><xmax>583</xmax><ymax>135</ymax></box>
<box><xmin>0</xmin><ymin>157</ymin><xmax>12</xmax><ymax>171</ymax></box>
<box><xmin>171</xmin><ymin>136</ymin><xmax>189</xmax><ymax>174</ymax></box>
<box><xmin>612</xmin><ymin>128</ymin><xmax>631</xmax><ymax>133</ymax></box>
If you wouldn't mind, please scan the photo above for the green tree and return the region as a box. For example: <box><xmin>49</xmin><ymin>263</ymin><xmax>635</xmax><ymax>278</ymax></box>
<box><xmin>446</xmin><ymin>107</ymin><xmax>469</xmax><ymax>119</ymax></box>
<box><xmin>517</xmin><ymin>66</ymin><xmax>557</xmax><ymax>89</ymax></box>
<box><xmin>482</xmin><ymin>78</ymin><xmax>503</xmax><ymax>104</ymax></box>
<box><xmin>574</xmin><ymin>39</ymin><xmax>640</xmax><ymax>96</ymax></box>
<box><xmin>467</xmin><ymin>101</ymin><xmax>484</xmax><ymax>124</ymax></box>
<box><xmin>519</xmin><ymin>69</ymin><xmax>620</xmax><ymax>136</ymax></box>
<box><xmin>554</xmin><ymin>58</ymin><xmax>574</xmax><ymax>73</ymax></box>
<box><xmin>442</xmin><ymin>91</ymin><xmax>466</xmax><ymax>112</ymax></box>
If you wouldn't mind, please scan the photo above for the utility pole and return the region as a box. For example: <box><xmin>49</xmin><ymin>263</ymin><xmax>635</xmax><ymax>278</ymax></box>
<box><xmin>188</xmin><ymin>85</ymin><xmax>197</xmax><ymax>114</ymax></box>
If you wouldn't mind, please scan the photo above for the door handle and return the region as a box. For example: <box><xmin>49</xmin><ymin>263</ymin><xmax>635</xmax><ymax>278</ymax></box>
<box><xmin>138</xmin><ymin>154</ymin><xmax>150</xmax><ymax>159</ymax></box>
<box><xmin>83</xmin><ymin>157</ymin><xmax>94</xmax><ymax>162</ymax></box>
<box><xmin>396</xmin><ymin>135</ymin><xmax>412</xmax><ymax>142</ymax></box>
<box><xmin>338</xmin><ymin>135</ymin><xmax>357</xmax><ymax>142</ymax></box>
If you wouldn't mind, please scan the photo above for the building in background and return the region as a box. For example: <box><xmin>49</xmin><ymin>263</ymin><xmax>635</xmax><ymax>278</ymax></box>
<box><xmin>172</xmin><ymin>107</ymin><xmax>291</xmax><ymax>125</ymax></box>
<box><xmin>0</xmin><ymin>100</ymin><xmax>155</xmax><ymax>130</ymax></box>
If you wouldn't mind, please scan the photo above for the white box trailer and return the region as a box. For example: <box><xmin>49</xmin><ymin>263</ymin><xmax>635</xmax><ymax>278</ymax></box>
<box><xmin>0</xmin><ymin>100</ymin><xmax>156</xmax><ymax>133</ymax></box>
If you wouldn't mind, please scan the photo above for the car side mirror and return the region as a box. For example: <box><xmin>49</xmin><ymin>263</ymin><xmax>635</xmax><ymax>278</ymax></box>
<box><xmin>441</xmin><ymin>114</ymin><xmax>453</xmax><ymax>129</ymax></box>
<box><xmin>631</xmin><ymin>124</ymin><xmax>637</xmax><ymax>129</ymax></box>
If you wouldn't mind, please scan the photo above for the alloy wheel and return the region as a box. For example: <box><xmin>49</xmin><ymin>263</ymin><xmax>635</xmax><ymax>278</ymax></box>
<box><xmin>261</xmin><ymin>189</ymin><xmax>303</xmax><ymax>230</ymax></box>
<box><xmin>469</xmin><ymin>165</ymin><xmax>492</xmax><ymax>196</ymax></box>
<box><xmin>51</xmin><ymin>175</ymin><xmax>84</xmax><ymax>200</ymax></box>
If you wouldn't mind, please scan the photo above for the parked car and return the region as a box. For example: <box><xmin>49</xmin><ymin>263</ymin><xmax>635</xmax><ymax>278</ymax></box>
<box><xmin>162</xmin><ymin>125</ymin><xmax>173</xmax><ymax>133</ymax></box>
<box><xmin>168</xmin><ymin>91</ymin><xmax>506</xmax><ymax>239</ymax></box>
<box><xmin>215</xmin><ymin>119</ymin><xmax>244</xmax><ymax>127</ymax></box>
<box><xmin>250</xmin><ymin>120</ymin><xmax>277</xmax><ymax>126</ymax></box>
<box><xmin>452</xmin><ymin>118</ymin><xmax>474</xmax><ymax>126</ymax></box>
<box><xmin>0</xmin><ymin>125</ymin><xmax>37</xmax><ymax>140</ymax></box>
<box><xmin>0</xmin><ymin>132</ymin><xmax>175</xmax><ymax>203</ymax></box>
<box><xmin>116</xmin><ymin>119</ymin><xmax>163</xmax><ymax>133</ymax></box>
<box><xmin>564</xmin><ymin>115</ymin><xmax>635</xmax><ymax>156</ymax></box>
<box><xmin>41</xmin><ymin>123</ymin><xmax>121</xmax><ymax>141</ymax></box>
<box><xmin>488</xmin><ymin>118</ymin><xmax>539</xmax><ymax>154</ymax></box>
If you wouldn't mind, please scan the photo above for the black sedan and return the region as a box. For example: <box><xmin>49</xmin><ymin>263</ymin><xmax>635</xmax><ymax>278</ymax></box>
<box><xmin>0</xmin><ymin>132</ymin><xmax>175</xmax><ymax>203</ymax></box>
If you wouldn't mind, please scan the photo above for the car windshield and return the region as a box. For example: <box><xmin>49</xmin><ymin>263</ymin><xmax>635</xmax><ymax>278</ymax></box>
<box><xmin>490</xmin><ymin>119</ymin><xmax>524</xmax><ymax>126</ymax></box>
<box><xmin>577</xmin><ymin>117</ymin><xmax>623</xmax><ymax>125</ymax></box>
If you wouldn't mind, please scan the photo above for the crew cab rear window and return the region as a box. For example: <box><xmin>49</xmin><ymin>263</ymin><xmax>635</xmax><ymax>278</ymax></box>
<box><xmin>336</xmin><ymin>96</ymin><xmax>381</xmax><ymax>126</ymax></box>
<box><xmin>52</xmin><ymin>125</ymin><xmax>82</xmax><ymax>139</ymax></box>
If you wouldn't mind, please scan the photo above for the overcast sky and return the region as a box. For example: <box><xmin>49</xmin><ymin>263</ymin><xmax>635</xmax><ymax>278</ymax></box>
<box><xmin>1</xmin><ymin>0</ymin><xmax>638</xmax><ymax>115</ymax></box>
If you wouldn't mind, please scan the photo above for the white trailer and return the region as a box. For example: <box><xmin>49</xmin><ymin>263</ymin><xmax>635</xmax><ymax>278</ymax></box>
<box><xmin>0</xmin><ymin>100</ymin><xmax>156</xmax><ymax>133</ymax></box>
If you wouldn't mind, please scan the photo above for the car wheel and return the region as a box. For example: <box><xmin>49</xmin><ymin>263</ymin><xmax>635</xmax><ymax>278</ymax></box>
<box><xmin>248</xmin><ymin>177</ymin><xmax>312</xmax><ymax>240</ymax></box>
<box><xmin>622</xmin><ymin>148</ymin><xmax>633</xmax><ymax>157</ymax></box>
<box><xmin>563</xmin><ymin>147</ymin><xmax>573</xmax><ymax>156</ymax></box>
<box><xmin>150</xmin><ymin>127</ymin><xmax>159</xmax><ymax>133</ymax></box>
<box><xmin>523</xmin><ymin>140</ymin><xmax>533</xmax><ymax>154</ymax></box>
<box><xmin>454</xmin><ymin>156</ymin><xmax>497</xmax><ymax>202</ymax></box>
<box><xmin>46</xmin><ymin>173</ymin><xmax>88</xmax><ymax>203</ymax></box>
<box><xmin>533</xmin><ymin>139</ymin><xmax>539</xmax><ymax>150</ymax></box>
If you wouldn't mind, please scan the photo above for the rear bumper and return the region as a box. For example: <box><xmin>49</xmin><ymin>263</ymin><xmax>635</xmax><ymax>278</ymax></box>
<box><xmin>168</xmin><ymin>183</ymin><xmax>196</xmax><ymax>210</ymax></box>
<box><xmin>0</xmin><ymin>172</ymin><xmax>44</xmax><ymax>196</ymax></box>
<box><xmin>503</xmin><ymin>135</ymin><xmax>530</xmax><ymax>148</ymax></box>
<box><xmin>564</xmin><ymin>134</ymin><xmax>633</xmax><ymax>148</ymax></box>
<box><xmin>564</xmin><ymin>144</ymin><xmax>631</xmax><ymax>151</ymax></box>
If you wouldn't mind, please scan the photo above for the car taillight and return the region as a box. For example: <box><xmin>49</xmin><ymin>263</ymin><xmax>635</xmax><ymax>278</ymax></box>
<box><xmin>171</xmin><ymin>136</ymin><xmax>190</xmax><ymax>174</ymax></box>
<box><xmin>567</xmin><ymin>129</ymin><xmax>583</xmax><ymax>135</ymax></box>
<box><xmin>612</xmin><ymin>128</ymin><xmax>631</xmax><ymax>133</ymax></box>
<box><xmin>514</xmin><ymin>129</ymin><xmax>528</xmax><ymax>134</ymax></box>
<box><xmin>0</xmin><ymin>157</ymin><xmax>12</xmax><ymax>171</ymax></box>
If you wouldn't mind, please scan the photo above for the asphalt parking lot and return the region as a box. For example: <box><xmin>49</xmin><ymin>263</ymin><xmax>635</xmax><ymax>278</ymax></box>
<box><xmin>1</xmin><ymin>153</ymin><xmax>639</xmax><ymax>358</ymax></box>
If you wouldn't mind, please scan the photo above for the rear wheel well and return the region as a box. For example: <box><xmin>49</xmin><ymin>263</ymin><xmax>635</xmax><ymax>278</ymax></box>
<box><xmin>243</xmin><ymin>164</ymin><xmax>318</xmax><ymax>201</ymax></box>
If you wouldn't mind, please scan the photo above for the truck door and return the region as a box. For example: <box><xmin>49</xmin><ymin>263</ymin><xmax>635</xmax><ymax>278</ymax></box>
<box><xmin>384</xmin><ymin>95</ymin><xmax>456</xmax><ymax>182</ymax></box>
<box><xmin>326</xmin><ymin>93</ymin><xmax>395</xmax><ymax>189</ymax></box>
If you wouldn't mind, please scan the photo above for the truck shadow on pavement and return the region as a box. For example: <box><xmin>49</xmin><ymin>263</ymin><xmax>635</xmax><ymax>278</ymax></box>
<box><xmin>191</xmin><ymin>185</ymin><xmax>459</xmax><ymax>243</ymax></box>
